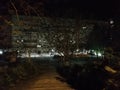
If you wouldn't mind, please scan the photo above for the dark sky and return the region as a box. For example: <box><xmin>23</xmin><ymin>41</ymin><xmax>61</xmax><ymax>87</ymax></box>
<box><xmin>0</xmin><ymin>0</ymin><xmax>120</xmax><ymax>20</ymax></box>
<box><xmin>44</xmin><ymin>0</ymin><xmax>120</xmax><ymax>20</ymax></box>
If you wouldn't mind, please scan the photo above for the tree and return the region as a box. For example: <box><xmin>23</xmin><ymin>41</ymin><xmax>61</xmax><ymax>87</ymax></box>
<box><xmin>86</xmin><ymin>23</ymin><xmax>109</xmax><ymax>51</ymax></box>
<box><xmin>45</xmin><ymin>19</ymin><xmax>93</xmax><ymax>62</ymax></box>
<box><xmin>7</xmin><ymin>0</ymin><xmax>44</xmax><ymax>60</ymax></box>
<box><xmin>7</xmin><ymin>0</ymin><xmax>93</xmax><ymax>61</ymax></box>
<box><xmin>0</xmin><ymin>16</ymin><xmax>11</xmax><ymax>49</ymax></box>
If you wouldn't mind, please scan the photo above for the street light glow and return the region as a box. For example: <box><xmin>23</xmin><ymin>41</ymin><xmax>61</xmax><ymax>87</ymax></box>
<box><xmin>110</xmin><ymin>20</ymin><xmax>114</xmax><ymax>24</ymax></box>
<box><xmin>37</xmin><ymin>45</ymin><xmax>41</xmax><ymax>48</ymax></box>
<box><xmin>98</xmin><ymin>52</ymin><xmax>102</xmax><ymax>57</ymax></box>
<box><xmin>0</xmin><ymin>50</ymin><xmax>3</xmax><ymax>55</ymax></box>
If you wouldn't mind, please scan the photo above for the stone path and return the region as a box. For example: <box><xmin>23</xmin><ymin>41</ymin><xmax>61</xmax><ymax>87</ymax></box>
<box><xmin>9</xmin><ymin>65</ymin><xmax>74</xmax><ymax>90</ymax></box>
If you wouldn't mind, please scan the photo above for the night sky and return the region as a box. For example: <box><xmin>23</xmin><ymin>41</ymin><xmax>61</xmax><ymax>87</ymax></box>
<box><xmin>44</xmin><ymin>0</ymin><xmax>120</xmax><ymax>20</ymax></box>
<box><xmin>0</xmin><ymin>0</ymin><xmax>120</xmax><ymax>20</ymax></box>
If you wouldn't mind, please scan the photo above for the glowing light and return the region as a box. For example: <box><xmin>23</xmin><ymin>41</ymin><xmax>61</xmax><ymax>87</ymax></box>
<box><xmin>21</xmin><ymin>40</ymin><xmax>24</xmax><ymax>42</ymax></box>
<box><xmin>76</xmin><ymin>49</ymin><xmax>79</xmax><ymax>52</ymax></box>
<box><xmin>110</xmin><ymin>20</ymin><xmax>114</xmax><ymax>24</ymax></box>
<box><xmin>92</xmin><ymin>50</ymin><xmax>94</xmax><ymax>52</ymax></box>
<box><xmin>82</xmin><ymin>26</ymin><xmax>87</xmax><ymax>29</ymax></box>
<box><xmin>94</xmin><ymin>52</ymin><xmax>97</xmax><ymax>55</ymax></box>
<box><xmin>98</xmin><ymin>52</ymin><xmax>102</xmax><ymax>57</ymax></box>
<box><xmin>20</xmin><ymin>53</ymin><xmax>53</xmax><ymax>58</ymax></box>
<box><xmin>0</xmin><ymin>50</ymin><xmax>3</xmax><ymax>54</ymax></box>
<box><xmin>17</xmin><ymin>40</ymin><xmax>19</xmax><ymax>43</ymax></box>
<box><xmin>37</xmin><ymin>45</ymin><xmax>41</xmax><ymax>48</ymax></box>
<box><xmin>51</xmin><ymin>49</ymin><xmax>55</xmax><ymax>52</ymax></box>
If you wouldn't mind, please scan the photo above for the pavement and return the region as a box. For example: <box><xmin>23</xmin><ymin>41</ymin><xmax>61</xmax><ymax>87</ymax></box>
<box><xmin>9</xmin><ymin>63</ymin><xmax>74</xmax><ymax>90</ymax></box>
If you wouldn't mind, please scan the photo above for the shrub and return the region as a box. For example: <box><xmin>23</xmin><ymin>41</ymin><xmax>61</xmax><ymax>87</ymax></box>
<box><xmin>0</xmin><ymin>59</ymin><xmax>43</xmax><ymax>88</ymax></box>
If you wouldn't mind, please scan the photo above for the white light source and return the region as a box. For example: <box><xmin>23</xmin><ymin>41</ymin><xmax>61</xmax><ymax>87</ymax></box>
<box><xmin>76</xmin><ymin>49</ymin><xmax>79</xmax><ymax>52</ymax></box>
<box><xmin>17</xmin><ymin>40</ymin><xmax>19</xmax><ymax>43</ymax></box>
<box><xmin>92</xmin><ymin>50</ymin><xmax>94</xmax><ymax>52</ymax></box>
<box><xmin>0</xmin><ymin>50</ymin><xmax>3</xmax><ymax>55</ymax></box>
<box><xmin>82</xmin><ymin>26</ymin><xmax>87</xmax><ymax>29</ymax></box>
<box><xmin>110</xmin><ymin>20</ymin><xmax>114</xmax><ymax>24</ymax></box>
<box><xmin>94</xmin><ymin>52</ymin><xmax>97</xmax><ymax>56</ymax></box>
<box><xmin>51</xmin><ymin>49</ymin><xmax>55</xmax><ymax>52</ymax></box>
<box><xmin>98</xmin><ymin>52</ymin><xmax>102</xmax><ymax>57</ymax></box>
<box><xmin>37</xmin><ymin>45</ymin><xmax>41</xmax><ymax>48</ymax></box>
<box><xmin>21</xmin><ymin>40</ymin><xmax>24</xmax><ymax>42</ymax></box>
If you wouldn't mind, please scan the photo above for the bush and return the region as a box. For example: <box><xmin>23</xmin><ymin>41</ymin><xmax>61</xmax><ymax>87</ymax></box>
<box><xmin>56</xmin><ymin>62</ymin><xmax>109</xmax><ymax>90</ymax></box>
<box><xmin>0</xmin><ymin>59</ymin><xmax>43</xmax><ymax>88</ymax></box>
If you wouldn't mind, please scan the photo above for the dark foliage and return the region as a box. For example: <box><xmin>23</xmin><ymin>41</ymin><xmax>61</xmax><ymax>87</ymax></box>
<box><xmin>56</xmin><ymin>62</ymin><xmax>110</xmax><ymax>90</ymax></box>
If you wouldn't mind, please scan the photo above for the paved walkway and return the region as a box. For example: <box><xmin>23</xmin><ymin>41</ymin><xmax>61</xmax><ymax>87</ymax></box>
<box><xmin>9</xmin><ymin>65</ymin><xmax>74</xmax><ymax>90</ymax></box>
